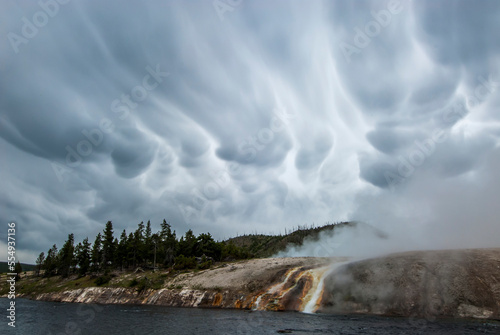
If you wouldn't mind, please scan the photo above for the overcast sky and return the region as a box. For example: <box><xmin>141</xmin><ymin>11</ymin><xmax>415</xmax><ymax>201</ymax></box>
<box><xmin>1</xmin><ymin>0</ymin><xmax>499</xmax><ymax>263</ymax></box>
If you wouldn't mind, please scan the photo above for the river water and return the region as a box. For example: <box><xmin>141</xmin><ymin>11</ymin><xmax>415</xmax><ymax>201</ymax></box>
<box><xmin>2</xmin><ymin>298</ymin><xmax>499</xmax><ymax>334</ymax></box>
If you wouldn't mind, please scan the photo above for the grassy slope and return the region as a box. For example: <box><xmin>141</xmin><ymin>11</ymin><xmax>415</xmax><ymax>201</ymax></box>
<box><xmin>0</xmin><ymin>261</ymin><xmax>241</xmax><ymax>297</ymax></box>
<box><xmin>226</xmin><ymin>222</ymin><xmax>350</xmax><ymax>258</ymax></box>
<box><xmin>0</xmin><ymin>262</ymin><xmax>36</xmax><ymax>273</ymax></box>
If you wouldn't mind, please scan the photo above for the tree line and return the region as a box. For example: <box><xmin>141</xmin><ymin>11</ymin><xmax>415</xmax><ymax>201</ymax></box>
<box><xmin>35</xmin><ymin>220</ymin><xmax>251</xmax><ymax>277</ymax></box>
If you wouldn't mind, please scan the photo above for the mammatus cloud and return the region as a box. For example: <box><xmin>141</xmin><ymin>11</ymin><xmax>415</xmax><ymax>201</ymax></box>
<box><xmin>0</xmin><ymin>0</ymin><xmax>499</xmax><ymax>262</ymax></box>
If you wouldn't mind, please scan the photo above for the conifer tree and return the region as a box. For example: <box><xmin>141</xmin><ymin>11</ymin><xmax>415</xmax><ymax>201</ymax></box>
<box><xmin>43</xmin><ymin>244</ymin><xmax>58</xmax><ymax>277</ymax></box>
<box><xmin>75</xmin><ymin>237</ymin><xmax>91</xmax><ymax>276</ymax></box>
<box><xmin>91</xmin><ymin>233</ymin><xmax>102</xmax><ymax>272</ymax></box>
<box><xmin>58</xmin><ymin>233</ymin><xmax>75</xmax><ymax>277</ymax></box>
<box><xmin>14</xmin><ymin>261</ymin><xmax>23</xmax><ymax>281</ymax></box>
<box><xmin>127</xmin><ymin>232</ymin><xmax>136</xmax><ymax>267</ymax></box>
<box><xmin>143</xmin><ymin>220</ymin><xmax>153</xmax><ymax>265</ymax></box>
<box><xmin>102</xmin><ymin>221</ymin><xmax>115</xmax><ymax>268</ymax></box>
<box><xmin>160</xmin><ymin>219</ymin><xmax>177</xmax><ymax>266</ymax></box>
<box><xmin>35</xmin><ymin>252</ymin><xmax>45</xmax><ymax>277</ymax></box>
<box><xmin>116</xmin><ymin>229</ymin><xmax>128</xmax><ymax>270</ymax></box>
<box><xmin>179</xmin><ymin>229</ymin><xmax>196</xmax><ymax>257</ymax></box>
<box><xmin>133</xmin><ymin>222</ymin><xmax>145</xmax><ymax>266</ymax></box>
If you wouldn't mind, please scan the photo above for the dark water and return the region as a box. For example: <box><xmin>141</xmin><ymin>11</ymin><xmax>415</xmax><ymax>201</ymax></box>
<box><xmin>1</xmin><ymin>298</ymin><xmax>499</xmax><ymax>335</ymax></box>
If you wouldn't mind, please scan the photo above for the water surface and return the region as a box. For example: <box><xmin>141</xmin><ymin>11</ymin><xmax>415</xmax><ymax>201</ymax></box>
<box><xmin>2</xmin><ymin>298</ymin><xmax>499</xmax><ymax>334</ymax></box>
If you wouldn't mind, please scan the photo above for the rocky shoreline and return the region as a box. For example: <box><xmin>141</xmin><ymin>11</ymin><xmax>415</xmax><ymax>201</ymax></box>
<box><xmin>23</xmin><ymin>257</ymin><xmax>331</xmax><ymax>311</ymax></box>
<box><xmin>21</xmin><ymin>249</ymin><xmax>500</xmax><ymax>320</ymax></box>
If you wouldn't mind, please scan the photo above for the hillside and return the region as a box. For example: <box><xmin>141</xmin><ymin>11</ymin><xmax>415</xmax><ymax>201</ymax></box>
<box><xmin>0</xmin><ymin>262</ymin><xmax>36</xmax><ymax>273</ymax></box>
<box><xmin>225</xmin><ymin>222</ymin><xmax>350</xmax><ymax>257</ymax></box>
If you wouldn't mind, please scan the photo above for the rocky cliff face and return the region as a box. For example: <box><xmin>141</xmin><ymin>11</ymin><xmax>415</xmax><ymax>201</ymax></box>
<box><xmin>33</xmin><ymin>287</ymin><xmax>241</xmax><ymax>309</ymax></box>
<box><xmin>28</xmin><ymin>249</ymin><xmax>500</xmax><ymax>320</ymax></box>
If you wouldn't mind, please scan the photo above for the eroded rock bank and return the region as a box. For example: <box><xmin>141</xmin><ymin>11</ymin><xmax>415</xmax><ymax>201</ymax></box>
<box><xmin>27</xmin><ymin>249</ymin><xmax>500</xmax><ymax>320</ymax></box>
<box><xmin>28</xmin><ymin>257</ymin><xmax>333</xmax><ymax>310</ymax></box>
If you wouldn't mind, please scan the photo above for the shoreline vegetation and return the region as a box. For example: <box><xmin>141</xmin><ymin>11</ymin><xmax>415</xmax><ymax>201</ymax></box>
<box><xmin>0</xmin><ymin>221</ymin><xmax>346</xmax><ymax>296</ymax></box>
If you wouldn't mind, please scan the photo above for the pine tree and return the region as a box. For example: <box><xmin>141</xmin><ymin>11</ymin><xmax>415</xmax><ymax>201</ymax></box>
<box><xmin>196</xmin><ymin>232</ymin><xmax>221</xmax><ymax>260</ymax></box>
<box><xmin>43</xmin><ymin>244</ymin><xmax>58</xmax><ymax>277</ymax></box>
<box><xmin>58</xmin><ymin>233</ymin><xmax>75</xmax><ymax>277</ymax></box>
<box><xmin>91</xmin><ymin>233</ymin><xmax>102</xmax><ymax>272</ymax></box>
<box><xmin>133</xmin><ymin>222</ymin><xmax>145</xmax><ymax>267</ymax></box>
<box><xmin>151</xmin><ymin>232</ymin><xmax>160</xmax><ymax>271</ymax></box>
<box><xmin>102</xmin><ymin>221</ymin><xmax>115</xmax><ymax>268</ymax></box>
<box><xmin>143</xmin><ymin>220</ymin><xmax>153</xmax><ymax>265</ymax></box>
<box><xmin>35</xmin><ymin>252</ymin><xmax>45</xmax><ymax>277</ymax></box>
<box><xmin>160</xmin><ymin>219</ymin><xmax>169</xmax><ymax>240</ymax></box>
<box><xmin>127</xmin><ymin>232</ymin><xmax>136</xmax><ymax>267</ymax></box>
<box><xmin>113</xmin><ymin>237</ymin><xmax>119</xmax><ymax>267</ymax></box>
<box><xmin>145</xmin><ymin>220</ymin><xmax>152</xmax><ymax>240</ymax></box>
<box><xmin>116</xmin><ymin>230</ymin><xmax>128</xmax><ymax>270</ymax></box>
<box><xmin>136</xmin><ymin>221</ymin><xmax>145</xmax><ymax>237</ymax></box>
<box><xmin>75</xmin><ymin>237</ymin><xmax>91</xmax><ymax>276</ymax></box>
<box><xmin>160</xmin><ymin>220</ymin><xmax>177</xmax><ymax>266</ymax></box>
<box><xmin>179</xmin><ymin>229</ymin><xmax>196</xmax><ymax>257</ymax></box>
<box><xmin>14</xmin><ymin>261</ymin><xmax>23</xmax><ymax>281</ymax></box>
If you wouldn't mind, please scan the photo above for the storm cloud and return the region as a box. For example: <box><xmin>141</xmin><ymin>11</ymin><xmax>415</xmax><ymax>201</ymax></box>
<box><xmin>0</xmin><ymin>0</ymin><xmax>499</xmax><ymax>262</ymax></box>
